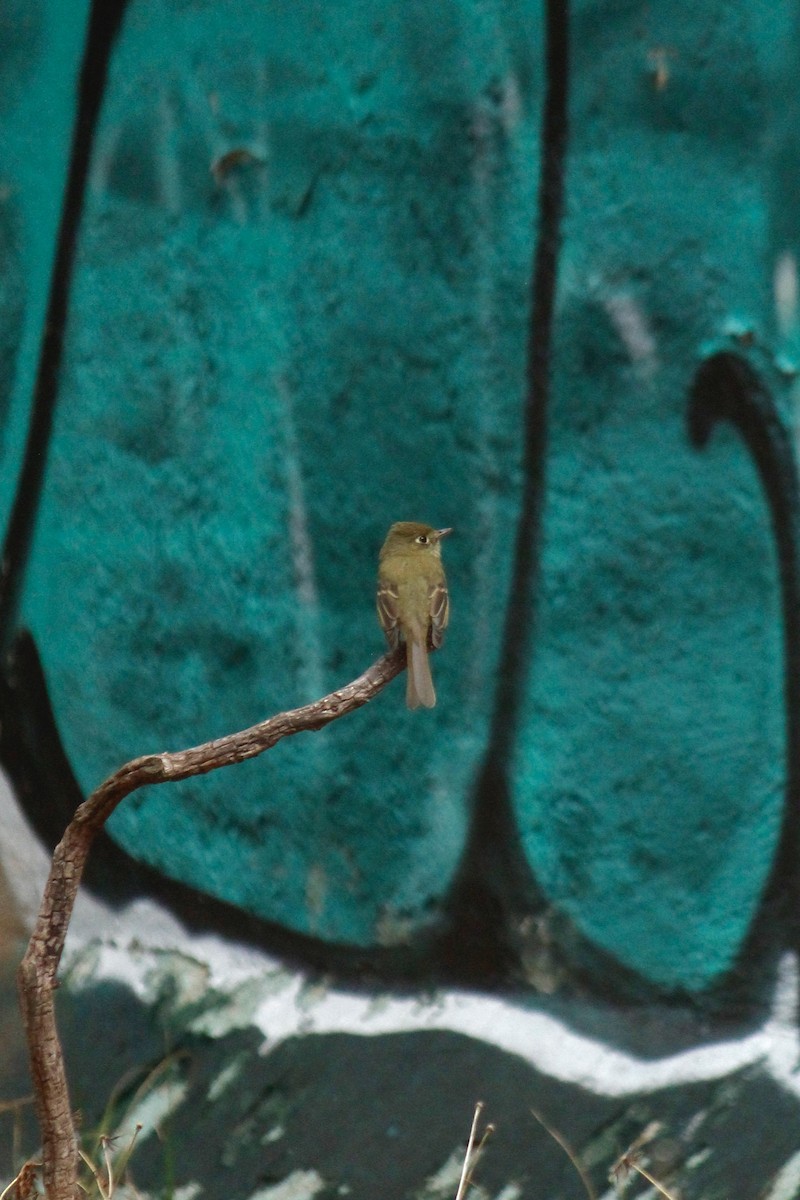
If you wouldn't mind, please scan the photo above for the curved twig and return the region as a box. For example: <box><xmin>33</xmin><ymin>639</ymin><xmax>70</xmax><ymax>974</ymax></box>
<box><xmin>17</xmin><ymin>646</ymin><xmax>405</xmax><ymax>1200</ymax></box>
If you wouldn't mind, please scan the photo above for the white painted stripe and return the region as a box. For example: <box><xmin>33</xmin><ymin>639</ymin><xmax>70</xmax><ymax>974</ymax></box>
<box><xmin>762</xmin><ymin>1148</ymin><xmax>800</xmax><ymax>1200</ymax></box>
<box><xmin>2</xmin><ymin>770</ymin><xmax>798</xmax><ymax>1102</ymax></box>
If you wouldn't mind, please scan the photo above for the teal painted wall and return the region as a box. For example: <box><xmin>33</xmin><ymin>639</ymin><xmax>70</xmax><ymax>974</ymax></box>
<box><xmin>2</xmin><ymin>0</ymin><xmax>796</xmax><ymax>993</ymax></box>
<box><xmin>513</xmin><ymin>2</ymin><xmax>789</xmax><ymax>988</ymax></box>
<box><xmin>21</xmin><ymin>0</ymin><xmax>543</xmax><ymax>948</ymax></box>
<box><xmin>0</xmin><ymin>0</ymin><xmax>92</xmax><ymax>520</ymax></box>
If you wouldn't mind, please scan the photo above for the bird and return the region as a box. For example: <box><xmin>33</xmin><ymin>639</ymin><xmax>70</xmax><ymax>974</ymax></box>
<box><xmin>377</xmin><ymin>522</ymin><xmax>451</xmax><ymax>709</ymax></box>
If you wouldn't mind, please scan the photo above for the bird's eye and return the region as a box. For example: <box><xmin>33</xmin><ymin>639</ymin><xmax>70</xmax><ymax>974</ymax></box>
<box><xmin>416</xmin><ymin>534</ymin><xmax>429</xmax><ymax>544</ymax></box>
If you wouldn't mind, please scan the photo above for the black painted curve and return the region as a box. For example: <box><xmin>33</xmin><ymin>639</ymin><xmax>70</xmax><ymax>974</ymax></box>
<box><xmin>688</xmin><ymin>351</ymin><xmax>800</xmax><ymax>984</ymax></box>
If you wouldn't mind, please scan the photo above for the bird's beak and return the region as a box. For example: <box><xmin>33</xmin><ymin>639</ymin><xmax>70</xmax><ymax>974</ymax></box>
<box><xmin>436</xmin><ymin>528</ymin><xmax>453</xmax><ymax>540</ymax></box>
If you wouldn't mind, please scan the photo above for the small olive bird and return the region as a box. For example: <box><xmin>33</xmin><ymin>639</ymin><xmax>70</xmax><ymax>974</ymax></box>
<box><xmin>377</xmin><ymin>522</ymin><xmax>451</xmax><ymax>709</ymax></box>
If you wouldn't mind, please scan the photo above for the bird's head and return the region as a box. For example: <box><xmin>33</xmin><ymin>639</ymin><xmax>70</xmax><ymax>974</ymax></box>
<box><xmin>379</xmin><ymin>522</ymin><xmax>452</xmax><ymax>560</ymax></box>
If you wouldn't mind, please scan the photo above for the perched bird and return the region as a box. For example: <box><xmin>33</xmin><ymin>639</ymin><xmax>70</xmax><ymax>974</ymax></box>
<box><xmin>377</xmin><ymin>522</ymin><xmax>451</xmax><ymax>709</ymax></box>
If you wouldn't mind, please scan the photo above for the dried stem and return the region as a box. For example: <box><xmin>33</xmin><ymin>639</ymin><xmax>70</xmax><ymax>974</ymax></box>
<box><xmin>17</xmin><ymin>647</ymin><xmax>405</xmax><ymax>1200</ymax></box>
<box><xmin>530</xmin><ymin>1106</ymin><xmax>596</xmax><ymax>1200</ymax></box>
<box><xmin>627</xmin><ymin>1162</ymin><xmax>680</xmax><ymax>1200</ymax></box>
<box><xmin>454</xmin><ymin>1102</ymin><xmax>494</xmax><ymax>1200</ymax></box>
<box><xmin>611</xmin><ymin>1123</ymin><xmax>676</xmax><ymax>1200</ymax></box>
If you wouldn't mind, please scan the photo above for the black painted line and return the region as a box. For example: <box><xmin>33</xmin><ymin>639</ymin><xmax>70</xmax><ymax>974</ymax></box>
<box><xmin>0</xmin><ymin>0</ymin><xmax>130</xmax><ymax>650</ymax></box>
<box><xmin>489</xmin><ymin>0</ymin><xmax>569</xmax><ymax>761</ymax></box>
<box><xmin>688</xmin><ymin>351</ymin><xmax>800</xmax><ymax>989</ymax></box>
<box><xmin>436</xmin><ymin>0</ymin><xmax>571</xmax><ymax>982</ymax></box>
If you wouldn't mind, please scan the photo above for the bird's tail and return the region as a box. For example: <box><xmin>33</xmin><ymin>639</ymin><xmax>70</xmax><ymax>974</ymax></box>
<box><xmin>406</xmin><ymin>637</ymin><xmax>436</xmax><ymax>709</ymax></box>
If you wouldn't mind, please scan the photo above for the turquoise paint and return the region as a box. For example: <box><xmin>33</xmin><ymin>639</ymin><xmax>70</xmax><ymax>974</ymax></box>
<box><xmin>21</xmin><ymin>0</ymin><xmax>542</xmax><ymax>944</ymax></box>
<box><xmin>7</xmin><ymin>0</ymin><xmax>794</xmax><ymax>989</ymax></box>
<box><xmin>0</xmin><ymin>0</ymin><xmax>92</xmax><ymax>524</ymax></box>
<box><xmin>513</xmin><ymin>1</ymin><xmax>787</xmax><ymax>988</ymax></box>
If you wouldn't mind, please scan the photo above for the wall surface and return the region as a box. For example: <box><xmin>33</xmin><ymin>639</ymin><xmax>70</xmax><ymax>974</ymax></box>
<box><xmin>1</xmin><ymin>0</ymin><xmax>798</xmax><ymax>1005</ymax></box>
<box><xmin>7</xmin><ymin>4</ymin><xmax>800</xmax><ymax>1199</ymax></box>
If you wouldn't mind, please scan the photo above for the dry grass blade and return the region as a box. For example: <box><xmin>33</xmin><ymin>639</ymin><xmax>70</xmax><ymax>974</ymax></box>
<box><xmin>615</xmin><ymin>1159</ymin><xmax>680</xmax><ymax>1200</ymax></box>
<box><xmin>79</xmin><ymin>1147</ymin><xmax>109</xmax><ymax>1200</ymax></box>
<box><xmin>102</xmin><ymin>1136</ymin><xmax>115</xmax><ymax>1200</ymax></box>
<box><xmin>454</xmin><ymin>1102</ymin><xmax>483</xmax><ymax>1200</ymax></box>
<box><xmin>611</xmin><ymin>1124</ymin><xmax>677</xmax><ymax>1200</ymax></box>
<box><xmin>454</xmin><ymin>1102</ymin><xmax>494</xmax><ymax>1200</ymax></box>
<box><xmin>78</xmin><ymin>1124</ymin><xmax>143</xmax><ymax>1200</ymax></box>
<box><xmin>530</xmin><ymin>1106</ymin><xmax>596</xmax><ymax>1200</ymax></box>
<box><xmin>108</xmin><ymin>1124</ymin><xmax>142</xmax><ymax>1188</ymax></box>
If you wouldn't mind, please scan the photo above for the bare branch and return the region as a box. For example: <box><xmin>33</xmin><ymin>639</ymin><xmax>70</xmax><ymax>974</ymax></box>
<box><xmin>17</xmin><ymin>647</ymin><xmax>405</xmax><ymax>1200</ymax></box>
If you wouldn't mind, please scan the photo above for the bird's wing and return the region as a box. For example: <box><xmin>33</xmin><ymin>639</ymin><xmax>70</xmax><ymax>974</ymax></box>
<box><xmin>428</xmin><ymin>580</ymin><xmax>449</xmax><ymax>649</ymax></box>
<box><xmin>377</xmin><ymin>580</ymin><xmax>402</xmax><ymax>649</ymax></box>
